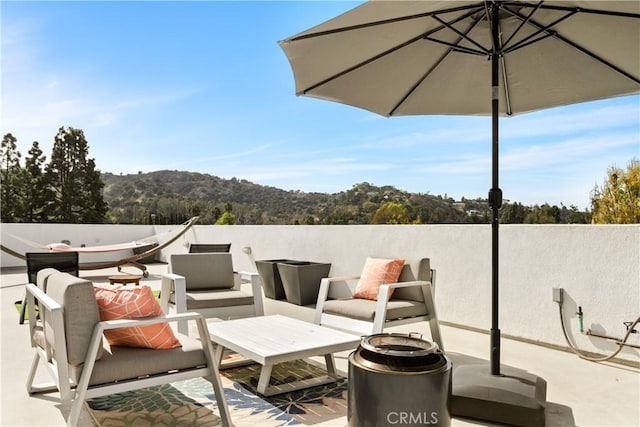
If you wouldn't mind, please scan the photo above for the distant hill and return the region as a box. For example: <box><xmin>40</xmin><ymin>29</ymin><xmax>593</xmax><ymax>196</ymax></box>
<box><xmin>101</xmin><ymin>170</ymin><xmax>476</xmax><ymax>225</ymax></box>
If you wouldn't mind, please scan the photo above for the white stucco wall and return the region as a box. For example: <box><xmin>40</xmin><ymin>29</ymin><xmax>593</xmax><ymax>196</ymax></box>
<box><xmin>2</xmin><ymin>223</ymin><xmax>638</xmax><ymax>363</ymax></box>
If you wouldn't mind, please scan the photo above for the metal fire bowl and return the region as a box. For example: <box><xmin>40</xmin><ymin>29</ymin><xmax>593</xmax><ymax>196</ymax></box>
<box><xmin>360</xmin><ymin>332</ymin><xmax>440</xmax><ymax>357</ymax></box>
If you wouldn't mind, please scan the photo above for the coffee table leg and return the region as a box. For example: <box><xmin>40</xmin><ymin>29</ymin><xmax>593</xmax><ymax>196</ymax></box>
<box><xmin>324</xmin><ymin>353</ymin><xmax>338</xmax><ymax>378</ymax></box>
<box><xmin>257</xmin><ymin>364</ymin><xmax>274</xmax><ymax>396</ymax></box>
<box><xmin>214</xmin><ymin>344</ymin><xmax>225</xmax><ymax>368</ymax></box>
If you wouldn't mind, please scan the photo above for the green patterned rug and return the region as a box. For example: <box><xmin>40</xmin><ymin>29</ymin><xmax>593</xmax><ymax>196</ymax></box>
<box><xmin>86</xmin><ymin>359</ymin><xmax>348</xmax><ymax>427</ymax></box>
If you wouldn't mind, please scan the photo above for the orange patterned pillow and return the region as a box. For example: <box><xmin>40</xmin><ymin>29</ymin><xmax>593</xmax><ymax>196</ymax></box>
<box><xmin>93</xmin><ymin>284</ymin><xmax>181</xmax><ymax>349</ymax></box>
<box><xmin>353</xmin><ymin>257</ymin><xmax>405</xmax><ymax>301</ymax></box>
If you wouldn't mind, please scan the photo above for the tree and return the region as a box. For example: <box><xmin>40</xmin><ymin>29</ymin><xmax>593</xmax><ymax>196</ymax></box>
<box><xmin>215</xmin><ymin>204</ymin><xmax>236</xmax><ymax>225</ymax></box>
<box><xmin>591</xmin><ymin>158</ymin><xmax>640</xmax><ymax>224</ymax></box>
<box><xmin>500</xmin><ymin>202</ymin><xmax>527</xmax><ymax>224</ymax></box>
<box><xmin>44</xmin><ymin>127</ymin><xmax>108</xmax><ymax>223</ymax></box>
<box><xmin>0</xmin><ymin>133</ymin><xmax>25</xmax><ymax>222</ymax></box>
<box><xmin>23</xmin><ymin>141</ymin><xmax>48</xmax><ymax>222</ymax></box>
<box><xmin>215</xmin><ymin>211</ymin><xmax>236</xmax><ymax>225</ymax></box>
<box><xmin>371</xmin><ymin>202</ymin><xmax>409</xmax><ymax>224</ymax></box>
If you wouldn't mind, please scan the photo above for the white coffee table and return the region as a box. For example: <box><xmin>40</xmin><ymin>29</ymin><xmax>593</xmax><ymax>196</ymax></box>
<box><xmin>207</xmin><ymin>314</ymin><xmax>360</xmax><ymax>396</ymax></box>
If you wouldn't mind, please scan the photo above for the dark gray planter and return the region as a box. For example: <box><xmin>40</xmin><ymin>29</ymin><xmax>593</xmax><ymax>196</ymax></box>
<box><xmin>277</xmin><ymin>261</ymin><xmax>332</xmax><ymax>306</ymax></box>
<box><xmin>255</xmin><ymin>259</ymin><xmax>303</xmax><ymax>300</ymax></box>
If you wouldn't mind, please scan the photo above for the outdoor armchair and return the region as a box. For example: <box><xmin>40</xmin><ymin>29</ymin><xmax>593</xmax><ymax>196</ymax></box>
<box><xmin>18</xmin><ymin>251</ymin><xmax>80</xmax><ymax>324</ymax></box>
<box><xmin>314</xmin><ymin>257</ymin><xmax>444</xmax><ymax>351</ymax></box>
<box><xmin>160</xmin><ymin>253</ymin><xmax>264</xmax><ymax>334</ymax></box>
<box><xmin>25</xmin><ymin>271</ymin><xmax>231</xmax><ymax>427</ymax></box>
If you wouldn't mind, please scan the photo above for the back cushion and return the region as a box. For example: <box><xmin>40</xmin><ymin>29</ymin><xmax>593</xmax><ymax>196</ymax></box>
<box><xmin>93</xmin><ymin>284</ymin><xmax>181</xmax><ymax>349</ymax></box>
<box><xmin>36</xmin><ymin>268</ymin><xmax>60</xmax><ymax>291</ymax></box>
<box><xmin>170</xmin><ymin>253</ymin><xmax>235</xmax><ymax>290</ymax></box>
<box><xmin>353</xmin><ymin>258</ymin><xmax>405</xmax><ymax>301</ymax></box>
<box><xmin>393</xmin><ymin>258</ymin><xmax>431</xmax><ymax>302</ymax></box>
<box><xmin>45</xmin><ymin>272</ymin><xmax>102</xmax><ymax>365</ymax></box>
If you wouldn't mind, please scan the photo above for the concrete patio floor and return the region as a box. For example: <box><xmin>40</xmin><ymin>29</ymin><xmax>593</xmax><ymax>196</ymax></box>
<box><xmin>1</xmin><ymin>263</ymin><xmax>638</xmax><ymax>427</ymax></box>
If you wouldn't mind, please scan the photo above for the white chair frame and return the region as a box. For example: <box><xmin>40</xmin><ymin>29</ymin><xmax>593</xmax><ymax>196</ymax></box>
<box><xmin>314</xmin><ymin>272</ymin><xmax>444</xmax><ymax>351</ymax></box>
<box><xmin>160</xmin><ymin>271</ymin><xmax>264</xmax><ymax>335</ymax></box>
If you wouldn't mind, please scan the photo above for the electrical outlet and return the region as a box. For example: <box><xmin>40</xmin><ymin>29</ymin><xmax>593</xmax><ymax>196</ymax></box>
<box><xmin>552</xmin><ymin>287</ymin><xmax>563</xmax><ymax>303</ymax></box>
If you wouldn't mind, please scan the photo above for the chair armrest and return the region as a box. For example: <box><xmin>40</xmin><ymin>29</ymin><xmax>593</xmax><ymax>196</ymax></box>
<box><xmin>324</xmin><ymin>275</ymin><xmax>361</xmax><ymax>283</ymax></box>
<box><xmin>386</xmin><ymin>280</ymin><xmax>432</xmax><ymax>290</ymax></box>
<box><xmin>25</xmin><ymin>284</ymin><xmax>70</xmax><ymax>374</ymax></box>
<box><xmin>377</xmin><ymin>280</ymin><xmax>432</xmax><ymax>301</ymax></box>
<box><xmin>237</xmin><ymin>271</ymin><xmax>264</xmax><ymax>316</ymax></box>
<box><xmin>76</xmin><ymin>312</ymin><xmax>215</xmax><ymax>400</ymax></box>
<box><xmin>372</xmin><ymin>281</ymin><xmax>433</xmax><ymax>331</ymax></box>
<box><xmin>237</xmin><ymin>271</ymin><xmax>259</xmax><ymax>279</ymax></box>
<box><xmin>25</xmin><ymin>284</ymin><xmax>63</xmax><ymax>348</ymax></box>
<box><xmin>313</xmin><ymin>276</ymin><xmax>361</xmax><ymax>325</ymax></box>
<box><xmin>160</xmin><ymin>273</ymin><xmax>186</xmax><ymax>314</ymax></box>
<box><xmin>25</xmin><ymin>283</ymin><xmax>61</xmax><ymax>312</ymax></box>
<box><xmin>97</xmin><ymin>312</ymin><xmax>206</xmax><ymax>330</ymax></box>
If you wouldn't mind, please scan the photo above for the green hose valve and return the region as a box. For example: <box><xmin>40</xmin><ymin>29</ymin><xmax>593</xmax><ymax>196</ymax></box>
<box><xmin>577</xmin><ymin>306</ymin><xmax>584</xmax><ymax>333</ymax></box>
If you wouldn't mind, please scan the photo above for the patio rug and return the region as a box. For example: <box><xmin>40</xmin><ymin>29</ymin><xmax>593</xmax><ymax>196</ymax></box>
<box><xmin>86</xmin><ymin>359</ymin><xmax>348</xmax><ymax>427</ymax></box>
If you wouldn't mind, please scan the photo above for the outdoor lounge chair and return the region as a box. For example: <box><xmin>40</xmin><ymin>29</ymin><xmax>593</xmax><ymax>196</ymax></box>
<box><xmin>25</xmin><ymin>270</ymin><xmax>231</xmax><ymax>427</ymax></box>
<box><xmin>314</xmin><ymin>257</ymin><xmax>444</xmax><ymax>350</ymax></box>
<box><xmin>160</xmin><ymin>253</ymin><xmax>264</xmax><ymax>335</ymax></box>
<box><xmin>18</xmin><ymin>252</ymin><xmax>80</xmax><ymax>324</ymax></box>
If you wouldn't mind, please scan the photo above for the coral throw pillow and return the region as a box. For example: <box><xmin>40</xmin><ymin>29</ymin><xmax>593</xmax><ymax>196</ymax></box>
<box><xmin>353</xmin><ymin>257</ymin><xmax>405</xmax><ymax>301</ymax></box>
<box><xmin>93</xmin><ymin>283</ymin><xmax>181</xmax><ymax>349</ymax></box>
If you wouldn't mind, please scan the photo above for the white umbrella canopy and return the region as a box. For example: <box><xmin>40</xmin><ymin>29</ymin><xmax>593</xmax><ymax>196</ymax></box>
<box><xmin>281</xmin><ymin>1</ymin><xmax>639</xmax><ymax>117</ymax></box>
<box><xmin>279</xmin><ymin>2</ymin><xmax>639</xmax><ymax>426</ymax></box>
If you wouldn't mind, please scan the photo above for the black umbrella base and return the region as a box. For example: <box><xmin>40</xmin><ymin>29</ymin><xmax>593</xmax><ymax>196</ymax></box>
<box><xmin>449</xmin><ymin>353</ymin><xmax>547</xmax><ymax>427</ymax></box>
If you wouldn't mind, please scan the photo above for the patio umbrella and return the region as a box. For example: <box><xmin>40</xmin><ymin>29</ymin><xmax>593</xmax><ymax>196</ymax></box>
<box><xmin>279</xmin><ymin>1</ymin><xmax>639</xmax><ymax>425</ymax></box>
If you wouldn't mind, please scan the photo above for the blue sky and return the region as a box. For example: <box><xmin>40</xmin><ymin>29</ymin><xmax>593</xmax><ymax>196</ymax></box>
<box><xmin>2</xmin><ymin>1</ymin><xmax>638</xmax><ymax>210</ymax></box>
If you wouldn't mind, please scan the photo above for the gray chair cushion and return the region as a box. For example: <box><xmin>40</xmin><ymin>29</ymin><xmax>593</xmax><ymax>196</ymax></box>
<box><xmin>322</xmin><ymin>298</ymin><xmax>427</xmax><ymax>322</ymax></box>
<box><xmin>170</xmin><ymin>289</ymin><xmax>255</xmax><ymax>310</ymax></box>
<box><xmin>170</xmin><ymin>253</ymin><xmax>235</xmax><ymax>290</ymax></box>
<box><xmin>68</xmin><ymin>333</ymin><xmax>208</xmax><ymax>386</ymax></box>
<box><xmin>41</xmin><ymin>272</ymin><xmax>102</xmax><ymax>365</ymax></box>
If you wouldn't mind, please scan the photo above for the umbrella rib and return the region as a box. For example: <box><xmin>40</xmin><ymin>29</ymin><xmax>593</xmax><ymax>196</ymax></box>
<box><xmin>501</xmin><ymin>1</ymin><xmax>544</xmax><ymax>48</ymax></box>
<box><xmin>421</xmin><ymin>6</ymin><xmax>487</xmax><ymax>56</ymax></box>
<box><xmin>550</xmin><ymin>32</ymin><xmax>640</xmax><ymax>85</ymax></box>
<box><xmin>388</xmin><ymin>46</ymin><xmax>452</xmax><ymax>117</ymax></box>
<box><xmin>303</xmin><ymin>6</ymin><xmax>488</xmax><ymax>98</ymax></box>
<box><xmin>499</xmin><ymin>32</ymin><xmax>513</xmax><ymax>116</ymax></box>
<box><xmin>301</xmin><ymin>34</ymin><xmax>426</xmax><ymax>95</ymax></box>
<box><xmin>501</xmin><ymin>7</ymin><xmax>577</xmax><ymax>54</ymax></box>
<box><xmin>509</xmin><ymin>12</ymin><xmax>640</xmax><ymax>85</ymax></box>
<box><xmin>535</xmin><ymin>3</ymin><xmax>640</xmax><ymax>20</ymax></box>
<box><xmin>422</xmin><ymin>37</ymin><xmax>486</xmax><ymax>56</ymax></box>
<box><xmin>283</xmin><ymin>3</ymin><xmax>485</xmax><ymax>42</ymax></box>
<box><xmin>389</xmin><ymin>17</ymin><xmax>483</xmax><ymax>116</ymax></box>
<box><xmin>431</xmin><ymin>14</ymin><xmax>489</xmax><ymax>55</ymax></box>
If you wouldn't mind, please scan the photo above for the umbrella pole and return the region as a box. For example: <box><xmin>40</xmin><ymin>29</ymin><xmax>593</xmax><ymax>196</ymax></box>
<box><xmin>449</xmin><ymin>7</ymin><xmax>546</xmax><ymax>425</ymax></box>
<box><xmin>489</xmin><ymin>3</ymin><xmax>502</xmax><ymax>377</ymax></box>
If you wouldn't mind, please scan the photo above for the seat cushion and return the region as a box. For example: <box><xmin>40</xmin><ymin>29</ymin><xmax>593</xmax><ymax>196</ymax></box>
<box><xmin>322</xmin><ymin>298</ymin><xmax>427</xmax><ymax>322</ymax></box>
<box><xmin>69</xmin><ymin>333</ymin><xmax>208</xmax><ymax>386</ymax></box>
<box><xmin>353</xmin><ymin>257</ymin><xmax>405</xmax><ymax>300</ymax></box>
<box><xmin>94</xmin><ymin>284</ymin><xmax>181</xmax><ymax>349</ymax></box>
<box><xmin>170</xmin><ymin>289</ymin><xmax>254</xmax><ymax>310</ymax></box>
<box><xmin>170</xmin><ymin>253</ymin><xmax>235</xmax><ymax>290</ymax></box>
